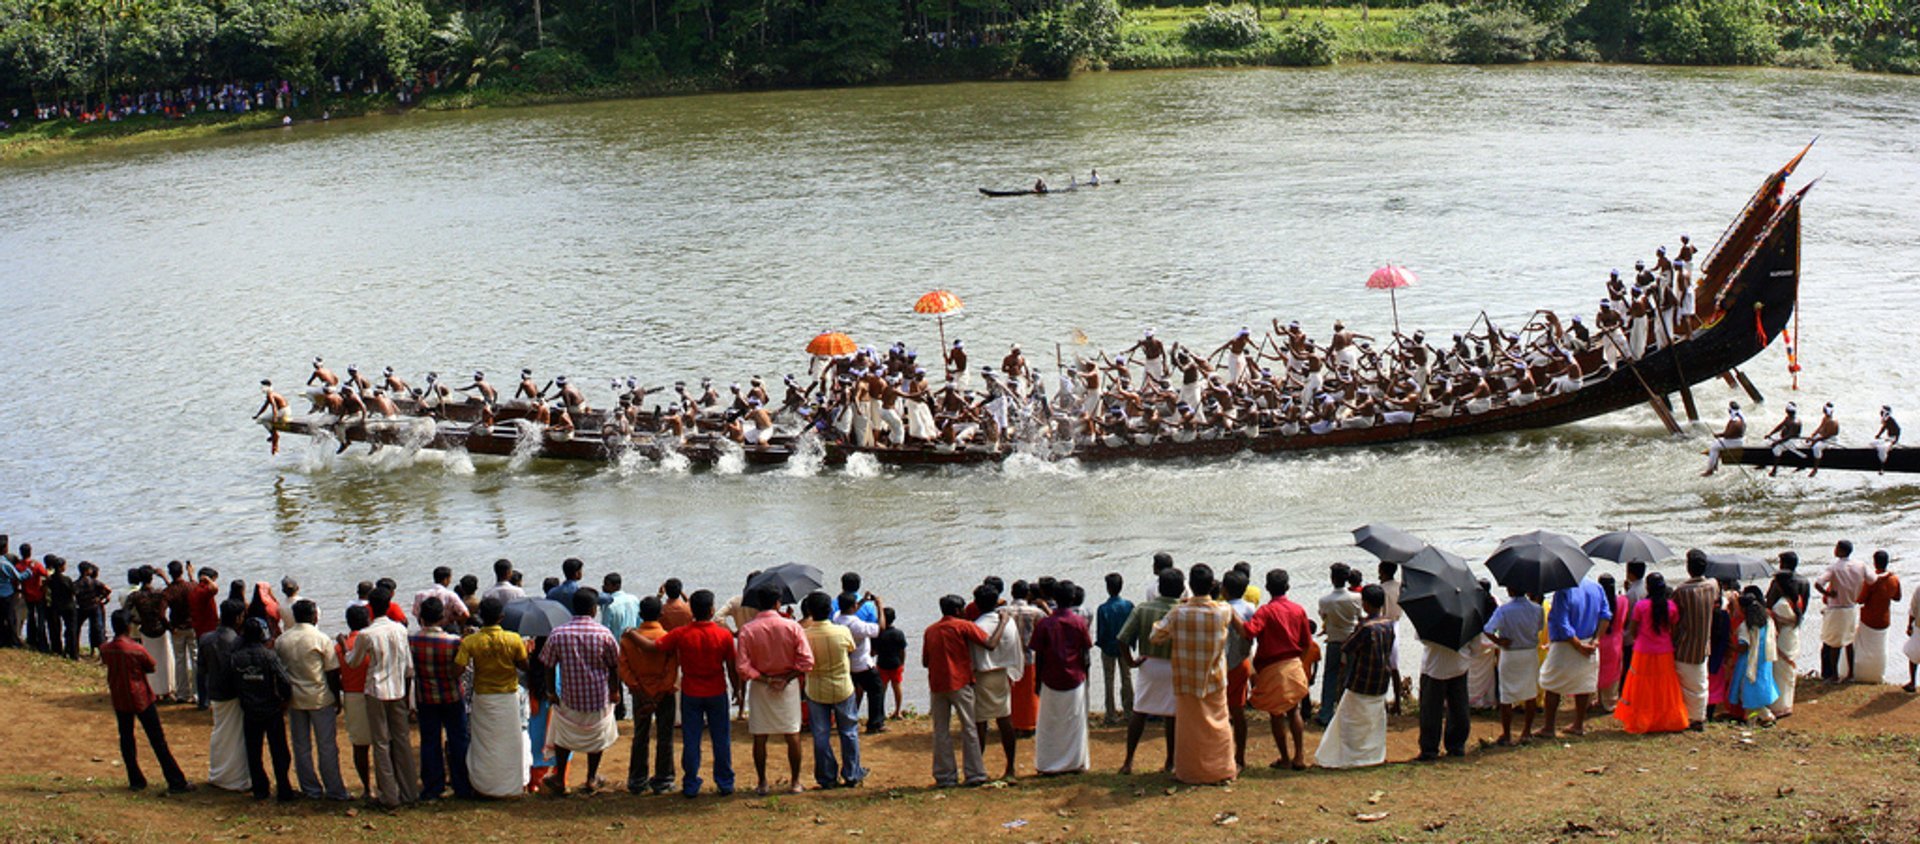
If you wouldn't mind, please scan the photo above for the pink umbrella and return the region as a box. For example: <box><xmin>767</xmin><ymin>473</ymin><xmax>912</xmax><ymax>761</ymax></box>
<box><xmin>1367</xmin><ymin>264</ymin><xmax>1418</xmax><ymax>335</ymax></box>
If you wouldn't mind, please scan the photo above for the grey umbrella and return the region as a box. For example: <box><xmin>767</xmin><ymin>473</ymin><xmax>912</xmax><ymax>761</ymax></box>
<box><xmin>1582</xmin><ymin>530</ymin><xmax>1675</xmax><ymax>565</ymax></box>
<box><xmin>1352</xmin><ymin>523</ymin><xmax>1428</xmax><ymax>564</ymax></box>
<box><xmin>502</xmin><ymin>597</ymin><xmax>571</xmax><ymax>638</ymax></box>
<box><xmin>1486</xmin><ymin>530</ymin><xmax>1594</xmax><ymax>595</ymax></box>
<box><xmin>1702</xmin><ymin>552</ymin><xmax>1774</xmax><ymax>582</ymax></box>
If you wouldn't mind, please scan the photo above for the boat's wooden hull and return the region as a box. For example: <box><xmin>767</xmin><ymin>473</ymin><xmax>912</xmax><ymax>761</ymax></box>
<box><xmin>1730</xmin><ymin>445</ymin><xmax>1918</xmax><ymax>475</ymax></box>
<box><xmin>269</xmin><ymin>163</ymin><xmax>1808</xmax><ymax>471</ymax></box>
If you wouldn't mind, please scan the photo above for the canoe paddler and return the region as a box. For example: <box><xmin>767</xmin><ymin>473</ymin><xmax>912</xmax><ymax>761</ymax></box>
<box><xmin>557</xmin><ymin>375</ymin><xmax>590</xmax><ymax>415</ymax></box>
<box><xmin>1122</xmin><ymin>330</ymin><xmax>1168</xmax><ymax>385</ymax></box>
<box><xmin>748</xmin><ymin>377</ymin><xmax>771</xmax><ymax>408</ymax></box>
<box><xmin>255</xmin><ymin>379</ymin><xmax>289</xmax><ymax>455</ymax></box>
<box><xmin>457</xmin><ymin>370</ymin><xmax>497</xmax><ymax>408</ymax></box>
<box><xmin>516</xmin><ymin>369</ymin><xmax>542</xmax><ymax>402</ymax></box>
<box><xmin>1766</xmin><ymin>403</ymin><xmax>1804</xmax><ymax>476</ymax></box>
<box><xmin>336</xmin><ymin>386</ymin><xmax>369</xmax><ymax>454</ymax></box>
<box><xmin>743</xmin><ymin>399</ymin><xmax>775</xmax><ymax>447</ymax></box>
<box><xmin>1874</xmin><ymin>407</ymin><xmax>1902</xmax><ymax>473</ymax></box>
<box><xmin>1213</xmin><ymin>328</ymin><xmax>1256</xmax><ymax>384</ymax></box>
<box><xmin>308</xmin><ymin>357</ymin><xmax>338</xmax><ymax>388</ymax></box>
<box><xmin>1033</xmin><ymin>178</ymin><xmax>1048</xmax><ymax>194</ymax></box>
<box><xmin>1002</xmin><ymin>344</ymin><xmax>1029</xmax><ymax>395</ymax></box>
<box><xmin>364</xmin><ymin>387</ymin><xmax>401</xmax><ymax>454</ymax></box>
<box><xmin>345</xmin><ymin>365</ymin><xmax>372</xmax><ymax>394</ymax></box>
<box><xmin>381</xmin><ymin>367</ymin><xmax>411</xmax><ymax>398</ymax></box>
<box><xmin>1701</xmin><ymin>401</ymin><xmax>1747</xmax><ymax>476</ymax></box>
<box><xmin>1088</xmin><ymin>169</ymin><xmax>1100</xmax><ymax>186</ymax></box>
<box><xmin>1805</xmin><ymin>403</ymin><xmax>1841</xmax><ymax>477</ymax></box>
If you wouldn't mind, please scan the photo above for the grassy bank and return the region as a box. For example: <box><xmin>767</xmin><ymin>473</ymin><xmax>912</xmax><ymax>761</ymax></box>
<box><xmin>5</xmin><ymin>647</ymin><xmax>1920</xmax><ymax>841</ymax></box>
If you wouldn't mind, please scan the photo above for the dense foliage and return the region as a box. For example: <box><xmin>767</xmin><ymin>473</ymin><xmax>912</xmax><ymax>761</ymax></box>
<box><xmin>1181</xmin><ymin>3</ymin><xmax>1262</xmax><ymax>49</ymax></box>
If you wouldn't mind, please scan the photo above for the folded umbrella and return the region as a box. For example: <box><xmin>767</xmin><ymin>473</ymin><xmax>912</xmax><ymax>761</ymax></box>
<box><xmin>1352</xmin><ymin>523</ymin><xmax>1428</xmax><ymax>565</ymax></box>
<box><xmin>1582</xmin><ymin>530</ymin><xmax>1675</xmax><ymax>564</ymax></box>
<box><xmin>501</xmin><ymin>597</ymin><xmax>571</xmax><ymax>638</ymax></box>
<box><xmin>1702</xmin><ymin>552</ymin><xmax>1773</xmax><ymax>582</ymax></box>
<box><xmin>746</xmin><ymin>562</ymin><xmax>825</xmax><ymax>606</ymax></box>
<box><xmin>1399</xmin><ymin>545</ymin><xmax>1495</xmax><ymax>650</ymax></box>
<box><xmin>1486</xmin><ymin>530</ymin><xmax>1594</xmax><ymax>596</ymax></box>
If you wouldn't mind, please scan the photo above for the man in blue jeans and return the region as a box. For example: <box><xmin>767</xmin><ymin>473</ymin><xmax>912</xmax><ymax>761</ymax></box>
<box><xmin>633</xmin><ymin>589</ymin><xmax>739</xmax><ymax>797</ymax></box>
<box><xmin>1316</xmin><ymin>563</ymin><xmax>1362</xmax><ymax>726</ymax></box>
<box><xmin>409</xmin><ymin>598</ymin><xmax>471</xmax><ymax>799</ymax></box>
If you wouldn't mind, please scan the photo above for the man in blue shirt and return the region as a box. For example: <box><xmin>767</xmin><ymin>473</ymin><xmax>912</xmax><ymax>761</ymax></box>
<box><xmin>546</xmin><ymin>558</ymin><xmax>585</xmax><ymax>609</ymax></box>
<box><xmin>1094</xmin><ymin>573</ymin><xmax>1134</xmax><ymax>725</ymax></box>
<box><xmin>0</xmin><ymin>534</ymin><xmax>19</xmax><ymax>648</ymax></box>
<box><xmin>1482</xmin><ymin>586</ymin><xmax>1542</xmax><ymax>745</ymax></box>
<box><xmin>1540</xmin><ymin>578</ymin><xmax>1612</xmax><ymax>738</ymax></box>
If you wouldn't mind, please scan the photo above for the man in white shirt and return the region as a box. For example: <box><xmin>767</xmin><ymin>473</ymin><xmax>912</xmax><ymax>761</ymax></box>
<box><xmin>1814</xmin><ymin>539</ymin><xmax>1872</xmax><ymax>682</ymax></box>
<box><xmin>1416</xmin><ymin>638</ymin><xmax>1476</xmax><ymax>759</ymax></box>
<box><xmin>480</xmin><ymin>559</ymin><xmax>525</xmax><ymax>606</ymax></box>
<box><xmin>344</xmin><ymin>588</ymin><xmax>418</xmax><ymax>808</ymax></box>
<box><xmin>1316</xmin><ymin>563</ymin><xmax>1363</xmax><ymax>727</ymax></box>
<box><xmin>833</xmin><ymin>593</ymin><xmax>887</xmax><ymax>734</ymax></box>
<box><xmin>971</xmin><ymin>585</ymin><xmax>1024</xmax><ymax>782</ymax></box>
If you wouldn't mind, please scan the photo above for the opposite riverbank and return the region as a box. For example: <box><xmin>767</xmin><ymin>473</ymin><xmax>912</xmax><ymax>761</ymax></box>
<box><xmin>3</xmin><ymin>648</ymin><xmax>1918</xmax><ymax>841</ymax></box>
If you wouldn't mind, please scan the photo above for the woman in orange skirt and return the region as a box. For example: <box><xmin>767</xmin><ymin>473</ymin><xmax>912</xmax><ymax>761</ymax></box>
<box><xmin>1615</xmin><ymin>574</ymin><xmax>1690</xmax><ymax>734</ymax></box>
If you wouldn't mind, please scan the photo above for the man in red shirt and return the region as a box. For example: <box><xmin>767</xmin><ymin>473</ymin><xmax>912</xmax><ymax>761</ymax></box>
<box><xmin>103</xmin><ymin>610</ymin><xmax>194</xmax><ymax>792</ymax></box>
<box><xmin>923</xmin><ymin>594</ymin><xmax>990</xmax><ymax>787</ymax></box>
<box><xmin>18</xmin><ymin>543</ymin><xmax>48</xmax><ymax>652</ymax></box>
<box><xmin>1242</xmin><ymin>569</ymin><xmax>1314</xmax><ymax>770</ymax></box>
<box><xmin>187</xmin><ymin>568</ymin><xmax>221</xmax><ymax>710</ymax></box>
<box><xmin>635</xmin><ymin>589</ymin><xmax>739</xmax><ymax>797</ymax></box>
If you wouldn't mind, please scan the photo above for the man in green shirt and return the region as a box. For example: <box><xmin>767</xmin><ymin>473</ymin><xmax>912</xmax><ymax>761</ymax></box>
<box><xmin>1117</xmin><ymin>568</ymin><xmax>1182</xmax><ymax>775</ymax></box>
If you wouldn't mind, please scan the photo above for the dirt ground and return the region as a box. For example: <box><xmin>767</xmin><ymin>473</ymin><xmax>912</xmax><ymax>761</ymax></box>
<box><xmin>3</xmin><ymin>648</ymin><xmax>1918</xmax><ymax>843</ymax></box>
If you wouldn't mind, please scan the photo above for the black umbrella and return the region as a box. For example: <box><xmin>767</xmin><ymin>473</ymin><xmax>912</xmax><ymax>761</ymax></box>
<box><xmin>1581</xmin><ymin>530</ymin><xmax>1675</xmax><ymax>565</ymax></box>
<box><xmin>1485</xmin><ymin>530</ymin><xmax>1594</xmax><ymax>595</ymax></box>
<box><xmin>502</xmin><ymin>597</ymin><xmax>571</xmax><ymax>638</ymax></box>
<box><xmin>1399</xmin><ymin>545</ymin><xmax>1496</xmax><ymax>650</ymax></box>
<box><xmin>1702</xmin><ymin>552</ymin><xmax>1773</xmax><ymax>582</ymax></box>
<box><xmin>745</xmin><ymin>563</ymin><xmax>825</xmax><ymax>606</ymax></box>
<box><xmin>1352</xmin><ymin>523</ymin><xmax>1428</xmax><ymax>565</ymax></box>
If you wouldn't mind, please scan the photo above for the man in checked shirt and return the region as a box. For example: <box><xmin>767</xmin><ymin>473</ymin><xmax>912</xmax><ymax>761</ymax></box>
<box><xmin>539</xmin><ymin>589</ymin><xmax>622</xmax><ymax>795</ymax></box>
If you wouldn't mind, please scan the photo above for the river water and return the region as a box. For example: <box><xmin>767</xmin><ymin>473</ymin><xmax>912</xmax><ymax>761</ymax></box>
<box><xmin>3</xmin><ymin>64</ymin><xmax>1919</xmax><ymax>697</ymax></box>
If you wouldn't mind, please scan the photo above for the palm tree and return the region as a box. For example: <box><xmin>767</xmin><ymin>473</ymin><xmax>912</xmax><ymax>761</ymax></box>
<box><xmin>435</xmin><ymin>10</ymin><xmax>523</xmax><ymax>87</ymax></box>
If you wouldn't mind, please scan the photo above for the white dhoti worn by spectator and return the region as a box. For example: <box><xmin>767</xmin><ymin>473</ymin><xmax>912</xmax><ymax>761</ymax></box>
<box><xmin>1854</xmin><ymin>625</ymin><xmax>1889</xmax><ymax>684</ymax></box>
<box><xmin>208</xmin><ymin>698</ymin><xmax>252</xmax><ymax>791</ymax></box>
<box><xmin>746</xmin><ymin>680</ymin><xmax>803</xmax><ymax>735</ymax></box>
<box><xmin>1770</xmin><ymin>605</ymin><xmax>1800</xmax><ymax>717</ymax></box>
<box><xmin>1034</xmin><ymin>684</ymin><xmax>1090</xmax><ymax>774</ymax></box>
<box><xmin>1539</xmin><ymin>640</ymin><xmax>1600</xmax><ymax>696</ymax></box>
<box><xmin>1132</xmin><ymin>657</ymin><xmax>1177</xmax><ymax>717</ymax></box>
<box><xmin>544</xmin><ymin>703</ymin><xmax>618</xmax><ymax>755</ymax></box>
<box><xmin>468</xmin><ymin>691</ymin><xmax>531</xmax><ymax>797</ymax></box>
<box><xmin>1314</xmin><ymin>689</ymin><xmax>1389</xmax><ymax>769</ymax></box>
<box><xmin>1497</xmin><ymin>647</ymin><xmax>1540</xmax><ymax>704</ymax></box>
<box><xmin>1821</xmin><ymin>606</ymin><xmax>1859</xmax><ymax>649</ymax></box>
<box><xmin>1467</xmin><ymin>638</ymin><xmax>1500</xmax><ymax>709</ymax></box>
<box><xmin>1675</xmin><ymin>660</ymin><xmax>1709</xmax><ymax>723</ymax></box>
<box><xmin>139</xmin><ymin>633</ymin><xmax>174</xmax><ymax>699</ymax></box>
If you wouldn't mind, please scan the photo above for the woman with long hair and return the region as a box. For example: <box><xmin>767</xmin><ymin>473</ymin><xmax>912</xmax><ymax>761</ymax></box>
<box><xmin>1730</xmin><ymin>587</ymin><xmax>1780</xmax><ymax>725</ymax></box>
<box><xmin>1615</xmin><ymin>573</ymin><xmax>1689</xmax><ymax>734</ymax></box>
<box><xmin>1595</xmin><ymin>573</ymin><xmax>1627</xmax><ymax>712</ymax></box>
<box><xmin>1766</xmin><ymin>559</ymin><xmax>1808</xmax><ymax>717</ymax></box>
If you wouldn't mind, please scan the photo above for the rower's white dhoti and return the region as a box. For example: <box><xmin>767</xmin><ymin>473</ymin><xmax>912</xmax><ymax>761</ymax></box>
<box><xmin>1705</xmin><ymin>437</ymin><xmax>1744</xmax><ymax>472</ymax></box>
<box><xmin>907</xmin><ymin>402</ymin><xmax>937</xmax><ymax>440</ymax></box>
<box><xmin>1675</xmin><ymin>659</ymin><xmax>1708</xmax><ymax>723</ymax></box>
<box><xmin>1629</xmin><ymin>319</ymin><xmax>1648</xmax><ymax>359</ymax></box>
<box><xmin>1034</xmin><ymin>684</ymin><xmax>1090</xmax><ymax>774</ymax></box>
<box><xmin>880</xmin><ymin>407</ymin><xmax>905</xmax><ymax>445</ymax></box>
<box><xmin>747</xmin><ymin>679</ymin><xmax>803</xmax><ymax>734</ymax></box>
<box><xmin>1854</xmin><ymin>624</ymin><xmax>1889</xmax><ymax>684</ymax></box>
<box><xmin>544</xmin><ymin>703</ymin><xmax>618</xmax><ymax>755</ymax></box>
<box><xmin>1229</xmin><ymin>353</ymin><xmax>1248</xmax><ymax>383</ymax></box>
<box><xmin>1539</xmin><ymin>640</ymin><xmax>1599</xmax><ymax>696</ymax></box>
<box><xmin>1144</xmin><ymin>357</ymin><xmax>1167</xmax><ymax>383</ymax></box>
<box><xmin>1820</xmin><ymin>606</ymin><xmax>1859</xmax><ymax>649</ymax></box>
<box><xmin>1876</xmin><ymin>439</ymin><xmax>1896</xmax><ymax>464</ymax></box>
<box><xmin>208</xmin><ymin>699</ymin><xmax>252</xmax><ymax>791</ymax></box>
<box><xmin>1314</xmin><ymin>688</ymin><xmax>1388</xmax><ymax>769</ymax></box>
<box><xmin>1497</xmin><ymin>647</ymin><xmax>1540</xmax><ymax>704</ymax></box>
<box><xmin>1133</xmin><ymin>657</ymin><xmax>1176</xmax><ymax>717</ymax></box>
<box><xmin>468</xmin><ymin>691</ymin><xmax>530</xmax><ymax>798</ymax></box>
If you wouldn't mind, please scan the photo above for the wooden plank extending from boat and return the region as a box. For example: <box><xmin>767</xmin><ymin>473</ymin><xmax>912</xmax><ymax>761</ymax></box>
<box><xmin>268</xmin><ymin>156</ymin><xmax>1809</xmax><ymax>471</ymax></box>
<box><xmin>1729</xmin><ymin>446</ymin><xmax>1919</xmax><ymax>475</ymax></box>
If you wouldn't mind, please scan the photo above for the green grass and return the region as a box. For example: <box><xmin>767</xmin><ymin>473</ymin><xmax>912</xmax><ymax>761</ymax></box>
<box><xmin>1113</xmin><ymin>4</ymin><xmax>1422</xmax><ymax>68</ymax></box>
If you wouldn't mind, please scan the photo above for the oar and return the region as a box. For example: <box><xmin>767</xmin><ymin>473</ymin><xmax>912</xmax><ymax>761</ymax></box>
<box><xmin>1603</xmin><ymin>332</ymin><xmax>1682</xmax><ymax>435</ymax></box>
<box><xmin>1732</xmin><ymin>368</ymin><xmax>1764</xmax><ymax>404</ymax></box>
<box><xmin>1651</xmin><ymin>313</ymin><xmax>1699</xmax><ymax>423</ymax></box>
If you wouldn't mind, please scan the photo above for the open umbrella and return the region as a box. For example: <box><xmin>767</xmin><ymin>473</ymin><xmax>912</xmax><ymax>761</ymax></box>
<box><xmin>501</xmin><ymin>597</ymin><xmax>571</xmax><ymax>638</ymax></box>
<box><xmin>1702</xmin><ymin>552</ymin><xmax>1773</xmax><ymax>582</ymax></box>
<box><xmin>745</xmin><ymin>562</ymin><xmax>825</xmax><ymax>606</ymax></box>
<box><xmin>806</xmin><ymin>332</ymin><xmax>857</xmax><ymax>358</ymax></box>
<box><xmin>1399</xmin><ymin>545</ymin><xmax>1495</xmax><ymax>650</ymax></box>
<box><xmin>1352</xmin><ymin>523</ymin><xmax>1428</xmax><ymax>565</ymax></box>
<box><xmin>1485</xmin><ymin>530</ymin><xmax>1593</xmax><ymax>595</ymax></box>
<box><xmin>1367</xmin><ymin>264</ymin><xmax>1418</xmax><ymax>336</ymax></box>
<box><xmin>913</xmin><ymin>290</ymin><xmax>964</xmax><ymax>383</ymax></box>
<box><xmin>1582</xmin><ymin>530</ymin><xmax>1674</xmax><ymax>564</ymax></box>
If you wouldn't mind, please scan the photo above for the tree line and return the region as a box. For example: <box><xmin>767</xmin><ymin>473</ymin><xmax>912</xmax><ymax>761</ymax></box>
<box><xmin>2</xmin><ymin>0</ymin><xmax>1915</xmax><ymax>115</ymax></box>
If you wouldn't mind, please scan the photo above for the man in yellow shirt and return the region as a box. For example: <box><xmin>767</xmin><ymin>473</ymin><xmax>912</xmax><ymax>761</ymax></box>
<box><xmin>274</xmin><ymin>600</ymin><xmax>350</xmax><ymax>800</ymax></box>
<box><xmin>454</xmin><ymin>598</ymin><xmax>528</xmax><ymax>798</ymax></box>
<box><xmin>801</xmin><ymin>592</ymin><xmax>863</xmax><ymax>788</ymax></box>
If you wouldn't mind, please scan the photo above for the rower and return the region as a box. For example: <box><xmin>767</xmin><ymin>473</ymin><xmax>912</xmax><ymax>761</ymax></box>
<box><xmin>946</xmin><ymin>340</ymin><xmax>968</xmax><ymax>387</ymax></box>
<box><xmin>747</xmin><ymin>377</ymin><xmax>771</xmax><ymax>408</ymax></box>
<box><xmin>1765</xmin><ymin>403</ymin><xmax>1803</xmax><ymax>476</ymax></box>
<box><xmin>365</xmin><ymin>387</ymin><xmax>401</xmax><ymax>453</ymax></box>
<box><xmin>743</xmin><ymin>399</ymin><xmax>775</xmax><ymax>447</ymax></box>
<box><xmin>1606</xmin><ymin>270</ymin><xmax>1627</xmax><ymax>305</ymax></box>
<box><xmin>1701</xmin><ymin>401</ymin><xmax>1748</xmax><ymax>476</ymax></box>
<box><xmin>516</xmin><ymin>368</ymin><xmax>542</xmax><ymax>402</ymax></box>
<box><xmin>1123</xmin><ymin>330</ymin><xmax>1168</xmax><ymax>385</ymax></box>
<box><xmin>1804</xmin><ymin>403</ymin><xmax>1841</xmax><ymax>477</ymax></box>
<box><xmin>332</xmin><ymin>386</ymin><xmax>365</xmax><ymax>454</ymax></box>
<box><xmin>382</xmin><ymin>367</ymin><xmax>411</xmax><ymax>397</ymax></box>
<box><xmin>1634</xmin><ymin>260</ymin><xmax>1655</xmax><ymax>290</ymax></box>
<box><xmin>1033</xmin><ymin>178</ymin><xmax>1048</xmax><ymax>194</ymax></box>
<box><xmin>420</xmin><ymin>372</ymin><xmax>452</xmax><ymax>416</ymax></box>
<box><xmin>1874</xmin><ymin>407</ymin><xmax>1902</xmax><ymax>473</ymax></box>
<box><xmin>1213</xmin><ymin>328</ymin><xmax>1256</xmax><ymax>384</ymax></box>
<box><xmin>254</xmin><ymin>379</ymin><xmax>289</xmax><ymax>455</ymax></box>
<box><xmin>1088</xmin><ymin>169</ymin><xmax>1100</xmax><ymax>186</ymax></box>
<box><xmin>1002</xmin><ymin>344</ymin><xmax>1029</xmax><ymax>392</ymax></box>
<box><xmin>695</xmin><ymin>378</ymin><xmax>720</xmax><ymax>411</ymax></box>
<box><xmin>548</xmin><ymin>403</ymin><xmax>576</xmax><ymax>440</ymax></box>
<box><xmin>557</xmin><ymin>375</ymin><xmax>590</xmax><ymax>415</ymax></box>
<box><xmin>345</xmin><ymin>365</ymin><xmax>372</xmax><ymax>394</ymax></box>
<box><xmin>457</xmin><ymin>371</ymin><xmax>497</xmax><ymax>407</ymax></box>
<box><xmin>308</xmin><ymin>357</ymin><xmax>339</xmax><ymax>388</ymax></box>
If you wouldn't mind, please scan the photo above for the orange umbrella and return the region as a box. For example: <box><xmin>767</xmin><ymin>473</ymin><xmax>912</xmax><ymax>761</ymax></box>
<box><xmin>913</xmin><ymin>290</ymin><xmax>964</xmax><ymax>315</ymax></box>
<box><xmin>913</xmin><ymin>290</ymin><xmax>964</xmax><ymax>383</ymax></box>
<box><xmin>806</xmin><ymin>332</ymin><xmax>857</xmax><ymax>357</ymax></box>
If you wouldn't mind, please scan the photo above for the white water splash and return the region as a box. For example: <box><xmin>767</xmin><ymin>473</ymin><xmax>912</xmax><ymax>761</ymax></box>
<box><xmin>713</xmin><ymin>440</ymin><xmax>746</xmax><ymax>475</ymax></box>
<box><xmin>780</xmin><ymin>431</ymin><xmax>825</xmax><ymax>477</ymax></box>
<box><xmin>654</xmin><ymin>446</ymin><xmax>692</xmax><ymax>475</ymax></box>
<box><xmin>1001</xmin><ymin>451</ymin><xmax>1084</xmax><ymax>478</ymax></box>
<box><xmin>612</xmin><ymin>445</ymin><xmax>651</xmax><ymax>478</ymax></box>
<box><xmin>843</xmin><ymin>452</ymin><xmax>883</xmax><ymax>478</ymax></box>
<box><xmin>439</xmin><ymin>446</ymin><xmax>476</xmax><ymax>476</ymax></box>
<box><xmin>507</xmin><ymin>420</ymin><xmax>545</xmax><ymax>471</ymax></box>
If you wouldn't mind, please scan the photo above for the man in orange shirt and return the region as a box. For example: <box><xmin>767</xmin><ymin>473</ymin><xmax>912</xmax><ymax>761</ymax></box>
<box><xmin>1855</xmin><ymin>551</ymin><xmax>1902</xmax><ymax>685</ymax></box>
<box><xmin>333</xmin><ymin>605</ymin><xmax>374</xmax><ymax>800</ymax></box>
<box><xmin>923</xmin><ymin>594</ymin><xmax>991</xmax><ymax>787</ymax></box>
<box><xmin>620</xmin><ymin>597</ymin><xmax>679</xmax><ymax>794</ymax></box>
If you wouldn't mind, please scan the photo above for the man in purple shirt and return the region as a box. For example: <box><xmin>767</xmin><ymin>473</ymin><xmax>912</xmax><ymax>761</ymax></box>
<box><xmin>1539</xmin><ymin>578</ymin><xmax>1612</xmax><ymax>738</ymax></box>
<box><xmin>1029</xmin><ymin>582</ymin><xmax>1093</xmax><ymax>775</ymax></box>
